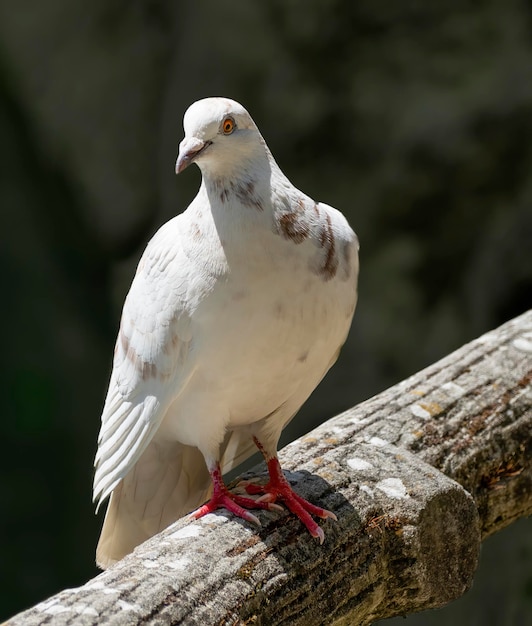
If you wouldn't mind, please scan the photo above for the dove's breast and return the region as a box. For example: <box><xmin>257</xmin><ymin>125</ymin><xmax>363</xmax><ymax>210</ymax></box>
<box><xmin>160</xmin><ymin>197</ymin><xmax>358</xmax><ymax>445</ymax></box>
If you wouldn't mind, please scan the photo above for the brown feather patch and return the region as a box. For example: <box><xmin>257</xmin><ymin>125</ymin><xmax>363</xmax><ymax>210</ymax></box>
<box><xmin>277</xmin><ymin>211</ymin><xmax>310</xmax><ymax>243</ymax></box>
<box><xmin>234</xmin><ymin>180</ymin><xmax>263</xmax><ymax>211</ymax></box>
<box><xmin>214</xmin><ymin>178</ymin><xmax>263</xmax><ymax>211</ymax></box>
<box><xmin>276</xmin><ymin>196</ymin><xmax>311</xmax><ymax>244</ymax></box>
<box><xmin>315</xmin><ymin>213</ymin><xmax>338</xmax><ymax>281</ymax></box>
<box><xmin>119</xmin><ymin>327</ymin><xmax>159</xmax><ymax>381</ymax></box>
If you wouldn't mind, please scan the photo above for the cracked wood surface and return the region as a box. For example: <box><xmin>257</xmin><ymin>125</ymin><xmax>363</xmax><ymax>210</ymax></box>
<box><xmin>6</xmin><ymin>311</ymin><xmax>531</xmax><ymax>626</ymax></box>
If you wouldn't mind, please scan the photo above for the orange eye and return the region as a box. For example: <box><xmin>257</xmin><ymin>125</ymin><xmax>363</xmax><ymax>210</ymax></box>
<box><xmin>222</xmin><ymin>117</ymin><xmax>235</xmax><ymax>134</ymax></box>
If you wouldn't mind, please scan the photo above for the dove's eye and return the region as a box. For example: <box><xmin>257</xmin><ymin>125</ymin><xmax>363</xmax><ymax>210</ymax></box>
<box><xmin>222</xmin><ymin>117</ymin><xmax>235</xmax><ymax>135</ymax></box>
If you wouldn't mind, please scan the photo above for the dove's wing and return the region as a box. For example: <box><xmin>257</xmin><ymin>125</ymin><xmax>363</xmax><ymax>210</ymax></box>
<box><xmin>93</xmin><ymin>215</ymin><xmax>196</xmax><ymax>509</ymax></box>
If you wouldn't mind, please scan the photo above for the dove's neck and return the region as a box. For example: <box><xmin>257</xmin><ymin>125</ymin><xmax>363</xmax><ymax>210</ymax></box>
<box><xmin>201</xmin><ymin>145</ymin><xmax>286</xmax><ymax>217</ymax></box>
<box><xmin>197</xmin><ymin>149</ymin><xmax>296</xmax><ymax>268</ymax></box>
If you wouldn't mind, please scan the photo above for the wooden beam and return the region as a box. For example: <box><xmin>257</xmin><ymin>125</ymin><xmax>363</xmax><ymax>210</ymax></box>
<box><xmin>6</xmin><ymin>310</ymin><xmax>531</xmax><ymax>625</ymax></box>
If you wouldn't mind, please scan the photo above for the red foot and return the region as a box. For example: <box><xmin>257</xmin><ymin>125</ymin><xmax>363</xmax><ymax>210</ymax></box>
<box><xmin>190</xmin><ymin>464</ymin><xmax>282</xmax><ymax>526</ymax></box>
<box><xmin>243</xmin><ymin>457</ymin><xmax>337</xmax><ymax>543</ymax></box>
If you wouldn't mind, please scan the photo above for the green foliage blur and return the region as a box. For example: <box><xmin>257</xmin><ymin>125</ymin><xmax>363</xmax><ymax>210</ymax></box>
<box><xmin>1</xmin><ymin>0</ymin><xmax>530</xmax><ymax>622</ymax></box>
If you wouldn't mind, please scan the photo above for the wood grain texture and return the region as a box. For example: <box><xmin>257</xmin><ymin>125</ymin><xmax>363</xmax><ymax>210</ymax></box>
<box><xmin>7</xmin><ymin>311</ymin><xmax>531</xmax><ymax>626</ymax></box>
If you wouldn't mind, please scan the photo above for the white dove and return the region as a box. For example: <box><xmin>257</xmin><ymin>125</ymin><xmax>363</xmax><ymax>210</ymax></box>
<box><xmin>93</xmin><ymin>97</ymin><xmax>359</xmax><ymax>569</ymax></box>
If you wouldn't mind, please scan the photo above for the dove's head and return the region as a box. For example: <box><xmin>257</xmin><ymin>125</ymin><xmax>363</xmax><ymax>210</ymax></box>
<box><xmin>176</xmin><ymin>97</ymin><xmax>267</xmax><ymax>177</ymax></box>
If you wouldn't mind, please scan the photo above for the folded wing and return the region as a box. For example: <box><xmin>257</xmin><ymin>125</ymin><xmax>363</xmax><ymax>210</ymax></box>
<box><xmin>93</xmin><ymin>218</ymin><xmax>195</xmax><ymax>510</ymax></box>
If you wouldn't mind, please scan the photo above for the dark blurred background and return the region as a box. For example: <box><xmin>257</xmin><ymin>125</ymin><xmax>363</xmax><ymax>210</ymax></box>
<box><xmin>1</xmin><ymin>0</ymin><xmax>531</xmax><ymax>623</ymax></box>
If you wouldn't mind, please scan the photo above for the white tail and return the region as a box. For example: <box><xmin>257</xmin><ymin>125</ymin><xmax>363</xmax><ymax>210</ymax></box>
<box><xmin>96</xmin><ymin>440</ymin><xmax>211</xmax><ymax>569</ymax></box>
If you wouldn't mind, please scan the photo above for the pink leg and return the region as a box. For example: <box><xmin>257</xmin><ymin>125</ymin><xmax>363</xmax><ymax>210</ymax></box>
<box><xmin>190</xmin><ymin>463</ymin><xmax>282</xmax><ymax>526</ymax></box>
<box><xmin>244</xmin><ymin>444</ymin><xmax>337</xmax><ymax>543</ymax></box>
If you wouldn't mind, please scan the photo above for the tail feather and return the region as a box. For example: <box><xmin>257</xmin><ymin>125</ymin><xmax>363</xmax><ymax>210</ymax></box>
<box><xmin>96</xmin><ymin>430</ymin><xmax>262</xmax><ymax>569</ymax></box>
<box><xmin>96</xmin><ymin>440</ymin><xmax>211</xmax><ymax>569</ymax></box>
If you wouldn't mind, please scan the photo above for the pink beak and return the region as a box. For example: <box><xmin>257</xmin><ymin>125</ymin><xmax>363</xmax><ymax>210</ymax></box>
<box><xmin>175</xmin><ymin>137</ymin><xmax>211</xmax><ymax>174</ymax></box>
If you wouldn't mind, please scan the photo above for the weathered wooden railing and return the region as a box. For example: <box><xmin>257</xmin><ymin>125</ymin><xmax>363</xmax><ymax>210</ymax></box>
<box><xmin>6</xmin><ymin>311</ymin><xmax>531</xmax><ymax>626</ymax></box>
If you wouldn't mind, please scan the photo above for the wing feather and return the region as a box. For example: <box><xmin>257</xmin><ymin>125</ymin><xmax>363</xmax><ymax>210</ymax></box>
<box><xmin>93</xmin><ymin>216</ymin><xmax>196</xmax><ymax>511</ymax></box>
